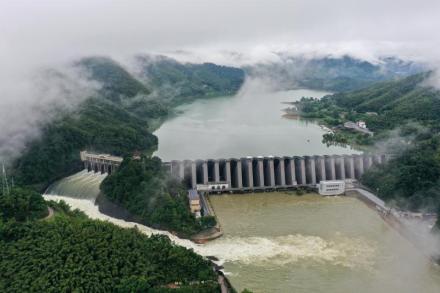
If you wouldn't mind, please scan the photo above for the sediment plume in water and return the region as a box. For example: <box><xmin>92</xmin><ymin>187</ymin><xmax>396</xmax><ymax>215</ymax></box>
<box><xmin>43</xmin><ymin>170</ymin><xmax>376</xmax><ymax>269</ymax></box>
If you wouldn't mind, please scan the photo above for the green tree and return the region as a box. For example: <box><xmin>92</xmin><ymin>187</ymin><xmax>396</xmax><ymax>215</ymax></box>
<box><xmin>0</xmin><ymin>202</ymin><xmax>219</xmax><ymax>293</ymax></box>
<box><xmin>0</xmin><ymin>187</ymin><xmax>47</xmax><ymax>221</ymax></box>
<box><xmin>101</xmin><ymin>156</ymin><xmax>202</xmax><ymax>237</ymax></box>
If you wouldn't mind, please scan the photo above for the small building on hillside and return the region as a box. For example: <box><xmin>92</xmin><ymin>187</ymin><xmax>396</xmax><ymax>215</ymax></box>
<box><xmin>343</xmin><ymin>121</ymin><xmax>374</xmax><ymax>136</ymax></box>
<box><xmin>318</xmin><ymin>180</ymin><xmax>345</xmax><ymax>196</ymax></box>
<box><xmin>356</xmin><ymin>120</ymin><xmax>367</xmax><ymax>129</ymax></box>
<box><xmin>188</xmin><ymin>189</ymin><xmax>201</xmax><ymax>218</ymax></box>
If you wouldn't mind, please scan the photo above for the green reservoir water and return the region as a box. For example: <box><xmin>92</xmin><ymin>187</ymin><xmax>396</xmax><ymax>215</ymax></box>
<box><xmin>153</xmin><ymin>79</ymin><xmax>358</xmax><ymax>161</ymax></box>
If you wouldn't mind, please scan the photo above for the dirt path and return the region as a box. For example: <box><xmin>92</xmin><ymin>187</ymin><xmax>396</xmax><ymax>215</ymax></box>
<box><xmin>43</xmin><ymin>206</ymin><xmax>54</xmax><ymax>220</ymax></box>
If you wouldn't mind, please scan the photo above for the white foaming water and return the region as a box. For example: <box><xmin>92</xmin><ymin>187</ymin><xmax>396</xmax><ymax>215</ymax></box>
<box><xmin>45</xmin><ymin>169</ymin><xmax>107</xmax><ymax>199</ymax></box>
<box><xmin>201</xmin><ymin>235</ymin><xmax>375</xmax><ymax>269</ymax></box>
<box><xmin>44</xmin><ymin>170</ymin><xmax>375</xmax><ymax>269</ymax></box>
<box><xmin>43</xmin><ymin>194</ymin><xmax>201</xmax><ymax>251</ymax></box>
<box><xmin>43</xmin><ymin>198</ymin><xmax>375</xmax><ymax>269</ymax></box>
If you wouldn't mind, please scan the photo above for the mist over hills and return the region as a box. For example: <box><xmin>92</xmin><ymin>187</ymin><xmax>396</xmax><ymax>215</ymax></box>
<box><xmin>2</xmin><ymin>1</ymin><xmax>440</xmax><ymax>291</ymax></box>
<box><xmin>245</xmin><ymin>55</ymin><xmax>425</xmax><ymax>92</ymax></box>
<box><xmin>78</xmin><ymin>57</ymin><xmax>151</xmax><ymax>101</ymax></box>
<box><xmin>10</xmin><ymin>55</ymin><xmax>246</xmax><ymax>189</ymax></box>
<box><xmin>136</xmin><ymin>55</ymin><xmax>245</xmax><ymax>102</ymax></box>
<box><xmin>325</xmin><ymin>72</ymin><xmax>440</xmax><ymax>132</ymax></box>
<box><xmin>296</xmin><ymin>70</ymin><xmax>440</xmax><ymax>212</ymax></box>
<box><xmin>7</xmin><ymin>53</ymin><xmax>428</xmax><ymax>189</ymax></box>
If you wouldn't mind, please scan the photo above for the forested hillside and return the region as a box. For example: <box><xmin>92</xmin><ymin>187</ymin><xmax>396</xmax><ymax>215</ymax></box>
<box><xmin>298</xmin><ymin>72</ymin><xmax>440</xmax><ymax>134</ymax></box>
<box><xmin>136</xmin><ymin>55</ymin><xmax>245</xmax><ymax>103</ymax></box>
<box><xmin>0</xmin><ymin>197</ymin><xmax>220</xmax><ymax>292</ymax></box>
<box><xmin>362</xmin><ymin>133</ymin><xmax>440</xmax><ymax>211</ymax></box>
<box><xmin>79</xmin><ymin>57</ymin><xmax>150</xmax><ymax>101</ymax></box>
<box><xmin>13</xmin><ymin>98</ymin><xmax>158</xmax><ymax>190</ymax></box>
<box><xmin>329</xmin><ymin>72</ymin><xmax>440</xmax><ymax>131</ymax></box>
<box><xmin>11</xmin><ymin>56</ymin><xmax>245</xmax><ymax>191</ymax></box>
<box><xmin>1</xmin><ymin>56</ymin><xmax>241</xmax><ymax>292</ymax></box>
<box><xmin>247</xmin><ymin>55</ymin><xmax>423</xmax><ymax>92</ymax></box>
<box><xmin>101</xmin><ymin>156</ymin><xmax>207</xmax><ymax>237</ymax></box>
<box><xmin>297</xmin><ymin>72</ymin><xmax>440</xmax><ymax>215</ymax></box>
<box><xmin>0</xmin><ymin>187</ymin><xmax>48</xmax><ymax>222</ymax></box>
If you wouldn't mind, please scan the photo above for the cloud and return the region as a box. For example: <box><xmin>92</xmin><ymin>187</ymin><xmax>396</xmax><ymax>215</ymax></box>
<box><xmin>1</xmin><ymin>0</ymin><xmax>440</xmax><ymax>163</ymax></box>
<box><xmin>0</xmin><ymin>64</ymin><xmax>100</xmax><ymax>163</ymax></box>
<box><xmin>1</xmin><ymin>0</ymin><xmax>440</xmax><ymax>65</ymax></box>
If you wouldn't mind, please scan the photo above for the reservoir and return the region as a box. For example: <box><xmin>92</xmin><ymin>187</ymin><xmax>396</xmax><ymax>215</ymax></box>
<box><xmin>151</xmin><ymin>80</ymin><xmax>440</xmax><ymax>292</ymax></box>
<box><xmin>45</xmin><ymin>79</ymin><xmax>440</xmax><ymax>292</ymax></box>
<box><xmin>153</xmin><ymin>78</ymin><xmax>357</xmax><ymax>161</ymax></box>
<box><xmin>46</xmin><ymin>178</ymin><xmax>440</xmax><ymax>293</ymax></box>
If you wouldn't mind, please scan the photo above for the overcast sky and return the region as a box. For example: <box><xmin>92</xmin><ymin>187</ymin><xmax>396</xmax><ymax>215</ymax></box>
<box><xmin>1</xmin><ymin>0</ymin><xmax>440</xmax><ymax>66</ymax></box>
<box><xmin>1</xmin><ymin>0</ymin><xmax>440</xmax><ymax>162</ymax></box>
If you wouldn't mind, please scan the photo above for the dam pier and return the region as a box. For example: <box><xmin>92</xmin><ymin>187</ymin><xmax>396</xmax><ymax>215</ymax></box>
<box><xmin>165</xmin><ymin>153</ymin><xmax>387</xmax><ymax>193</ymax></box>
<box><xmin>79</xmin><ymin>150</ymin><xmax>387</xmax><ymax>193</ymax></box>
<box><xmin>80</xmin><ymin>151</ymin><xmax>123</xmax><ymax>174</ymax></box>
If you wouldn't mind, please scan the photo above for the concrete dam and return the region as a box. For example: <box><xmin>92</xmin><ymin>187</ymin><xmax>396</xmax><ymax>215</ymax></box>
<box><xmin>80</xmin><ymin>151</ymin><xmax>123</xmax><ymax>174</ymax></box>
<box><xmin>165</xmin><ymin>154</ymin><xmax>388</xmax><ymax>192</ymax></box>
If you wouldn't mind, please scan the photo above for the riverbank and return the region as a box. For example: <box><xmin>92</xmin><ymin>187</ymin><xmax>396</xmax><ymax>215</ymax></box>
<box><xmin>45</xmin><ymin>185</ymin><xmax>440</xmax><ymax>292</ymax></box>
<box><xmin>346</xmin><ymin>188</ymin><xmax>440</xmax><ymax>264</ymax></box>
<box><xmin>97</xmin><ymin>191</ymin><xmax>222</xmax><ymax>243</ymax></box>
<box><xmin>192</xmin><ymin>194</ymin><xmax>224</xmax><ymax>243</ymax></box>
<box><xmin>207</xmin><ymin>191</ymin><xmax>440</xmax><ymax>292</ymax></box>
<box><xmin>44</xmin><ymin>194</ymin><xmax>239</xmax><ymax>292</ymax></box>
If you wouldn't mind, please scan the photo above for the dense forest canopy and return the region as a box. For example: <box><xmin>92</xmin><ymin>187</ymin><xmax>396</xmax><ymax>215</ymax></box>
<box><xmin>4</xmin><ymin>54</ymin><xmax>436</xmax><ymax>291</ymax></box>
<box><xmin>298</xmin><ymin>72</ymin><xmax>440</xmax><ymax>133</ymax></box>
<box><xmin>10</xmin><ymin>56</ymin><xmax>245</xmax><ymax>191</ymax></box>
<box><xmin>0</xmin><ymin>200</ymin><xmax>220</xmax><ymax>293</ymax></box>
<box><xmin>0</xmin><ymin>187</ymin><xmax>48</xmax><ymax>222</ymax></box>
<box><xmin>12</xmin><ymin>98</ymin><xmax>157</xmax><ymax>190</ymax></box>
<box><xmin>361</xmin><ymin>134</ymin><xmax>440</xmax><ymax>212</ymax></box>
<box><xmin>2</xmin><ymin>54</ymin><xmax>242</xmax><ymax>291</ymax></box>
<box><xmin>78</xmin><ymin>57</ymin><xmax>150</xmax><ymax>101</ymax></box>
<box><xmin>136</xmin><ymin>55</ymin><xmax>245</xmax><ymax>103</ymax></box>
<box><xmin>101</xmin><ymin>156</ymin><xmax>206</xmax><ymax>237</ymax></box>
<box><xmin>297</xmin><ymin>72</ymin><xmax>440</xmax><ymax>216</ymax></box>
<box><xmin>246</xmin><ymin>55</ymin><xmax>424</xmax><ymax>92</ymax></box>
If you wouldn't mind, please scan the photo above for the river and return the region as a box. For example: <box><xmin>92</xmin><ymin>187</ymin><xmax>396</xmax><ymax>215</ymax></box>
<box><xmin>44</xmin><ymin>79</ymin><xmax>440</xmax><ymax>292</ymax></box>
<box><xmin>208</xmin><ymin>193</ymin><xmax>440</xmax><ymax>293</ymax></box>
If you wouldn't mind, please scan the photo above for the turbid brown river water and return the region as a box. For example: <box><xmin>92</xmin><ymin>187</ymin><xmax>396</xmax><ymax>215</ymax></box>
<box><xmin>209</xmin><ymin>193</ymin><xmax>440</xmax><ymax>293</ymax></box>
<box><xmin>45</xmin><ymin>79</ymin><xmax>440</xmax><ymax>292</ymax></box>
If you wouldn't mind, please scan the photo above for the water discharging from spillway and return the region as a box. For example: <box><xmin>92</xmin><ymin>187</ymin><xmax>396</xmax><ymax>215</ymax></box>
<box><xmin>43</xmin><ymin>172</ymin><xmax>379</xmax><ymax>269</ymax></box>
<box><xmin>44</xmin><ymin>83</ymin><xmax>440</xmax><ymax>292</ymax></box>
<box><xmin>45</xmin><ymin>170</ymin><xmax>107</xmax><ymax>199</ymax></box>
<box><xmin>44</xmin><ymin>170</ymin><xmax>202</xmax><ymax>251</ymax></box>
<box><xmin>44</xmin><ymin>171</ymin><xmax>440</xmax><ymax>293</ymax></box>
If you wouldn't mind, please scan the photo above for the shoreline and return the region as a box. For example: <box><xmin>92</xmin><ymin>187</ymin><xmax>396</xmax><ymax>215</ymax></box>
<box><xmin>346</xmin><ymin>188</ymin><xmax>440</xmax><ymax>265</ymax></box>
<box><xmin>192</xmin><ymin>194</ymin><xmax>224</xmax><ymax>243</ymax></box>
<box><xmin>96</xmin><ymin>192</ymin><xmax>222</xmax><ymax>242</ymax></box>
<box><xmin>45</xmin><ymin>193</ymin><xmax>238</xmax><ymax>292</ymax></box>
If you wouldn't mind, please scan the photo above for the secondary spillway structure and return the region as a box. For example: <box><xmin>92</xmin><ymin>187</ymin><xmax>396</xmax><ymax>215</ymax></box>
<box><xmin>80</xmin><ymin>151</ymin><xmax>123</xmax><ymax>174</ymax></box>
<box><xmin>165</xmin><ymin>154</ymin><xmax>388</xmax><ymax>192</ymax></box>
